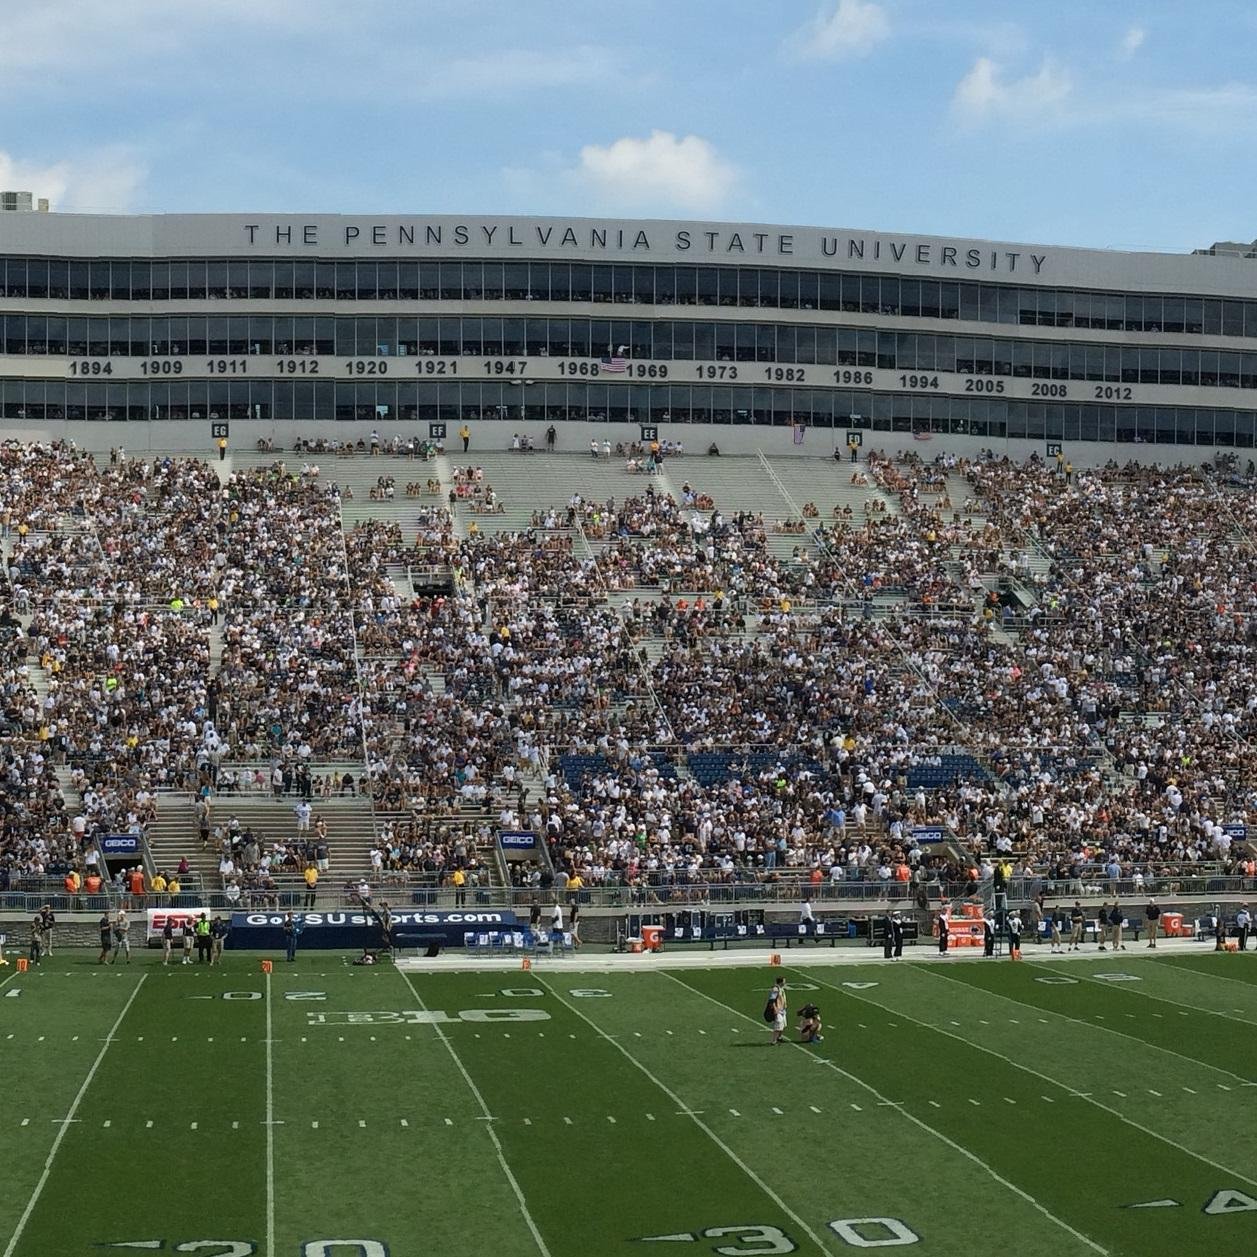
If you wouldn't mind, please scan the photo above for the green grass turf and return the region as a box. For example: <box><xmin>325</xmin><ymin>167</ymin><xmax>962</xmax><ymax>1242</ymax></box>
<box><xmin>2</xmin><ymin>951</ymin><xmax>1257</xmax><ymax>1257</ymax></box>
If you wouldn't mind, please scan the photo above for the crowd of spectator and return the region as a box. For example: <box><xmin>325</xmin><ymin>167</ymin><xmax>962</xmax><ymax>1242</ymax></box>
<box><xmin>4</xmin><ymin>436</ymin><xmax>1257</xmax><ymax>911</ymax></box>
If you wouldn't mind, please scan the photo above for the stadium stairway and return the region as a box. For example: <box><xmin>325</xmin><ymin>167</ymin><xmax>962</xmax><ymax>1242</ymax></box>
<box><xmin>762</xmin><ymin>454</ymin><xmax>900</xmax><ymax>520</ymax></box>
<box><xmin>146</xmin><ymin>792</ymin><xmax>382</xmax><ymax>893</ymax></box>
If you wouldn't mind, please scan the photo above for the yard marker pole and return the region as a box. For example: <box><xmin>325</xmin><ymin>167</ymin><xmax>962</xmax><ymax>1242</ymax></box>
<box><xmin>395</xmin><ymin>969</ymin><xmax>552</xmax><ymax>1257</ymax></box>
<box><xmin>535</xmin><ymin>976</ymin><xmax>840</xmax><ymax>1257</ymax></box>
<box><xmin>3</xmin><ymin>975</ymin><xmax>147</xmax><ymax>1257</ymax></box>
<box><xmin>266</xmin><ymin>968</ymin><xmax>275</xmax><ymax>1257</ymax></box>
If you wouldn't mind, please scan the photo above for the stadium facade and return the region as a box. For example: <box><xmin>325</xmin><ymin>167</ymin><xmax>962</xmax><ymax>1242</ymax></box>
<box><xmin>3</xmin><ymin>205</ymin><xmax>1257</xmax><ymax>457</ymax></box>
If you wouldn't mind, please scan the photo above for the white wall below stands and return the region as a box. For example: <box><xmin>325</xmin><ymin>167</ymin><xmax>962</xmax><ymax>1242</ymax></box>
<box><xmin>0</xmin><ymin>418</ymin><xmax>1239</xmax><ymax>469</ymax></box>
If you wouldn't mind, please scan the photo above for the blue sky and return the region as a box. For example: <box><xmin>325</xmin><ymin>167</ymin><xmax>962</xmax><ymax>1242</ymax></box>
<box><xmin>2</xmin><ymin>0</ymin><xmax>1256</xmax><ymax>251</ymax></box>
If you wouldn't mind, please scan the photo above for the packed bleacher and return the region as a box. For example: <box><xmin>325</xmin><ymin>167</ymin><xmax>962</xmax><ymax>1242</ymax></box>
<box><xmin>3</xmin><ymin>436</ymin><xmax>1256</xmax><ymax>911</ymax></box>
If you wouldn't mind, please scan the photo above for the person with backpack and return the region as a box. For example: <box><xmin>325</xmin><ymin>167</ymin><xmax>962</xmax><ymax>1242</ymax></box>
<box><xmin>763</xmin><ymin>976</ymin><xmax>787</xmax><ymax>1045</ymax></box>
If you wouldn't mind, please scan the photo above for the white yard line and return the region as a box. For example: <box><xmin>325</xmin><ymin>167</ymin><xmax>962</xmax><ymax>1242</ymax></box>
<box><xmin>801</xmin><ymin>969</ymin><xmax>1257</xmax><ymax>1194</ymax></box>
<box><xmin>265</xmin><ymin>970</ymin><xmax>275</xmax><ymax>1257</ymax></box>
<box><xmin>662</xmin><ymin>972</ymin><xmax>1109</xmax><ymax>1257</ymax></box>
<box><xmin>3</xmin><ymin>974</ymin><xmax>147</xmax><ymax>1257</ymax></box>
<box><xmin>395</xmin><ymin>969</ymin><xmax>551</xmax><ymax>1257</ymax></box>
<box><xmin>534</xmin><ymin>976</ymin><xmax>840</xmax><ymax>1256</ymax></box>
<box><xmin>915</xmin><ymin>963</ymin><xmax>1257</xmax><ymax>1086</ymax></box>
<box><xmin>1034</xmin><ymin>959</ymin><xmax>1257</xmax><ymax>1028</ymax></box>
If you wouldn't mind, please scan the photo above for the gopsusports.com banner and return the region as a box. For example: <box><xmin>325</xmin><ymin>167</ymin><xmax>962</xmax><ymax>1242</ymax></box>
<box><xmin>227</xmin><ymin>908</ymin><xmax>519</xmax><ymax>950</ymax></box>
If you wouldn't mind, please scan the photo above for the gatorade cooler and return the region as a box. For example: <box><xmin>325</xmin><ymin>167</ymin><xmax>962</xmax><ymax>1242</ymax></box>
<box><xmin>641</xmin><ymin>925</ymin><xmax>664</xmax><ymax>952</ymax></box>
<box><xmin>1162</xmin><ymin>912</ymin><xmax>1184</xmax><ymax>937</ymax></box>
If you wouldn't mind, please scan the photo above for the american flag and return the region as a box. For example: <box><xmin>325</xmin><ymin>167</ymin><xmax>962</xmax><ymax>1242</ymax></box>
<box><xmin>599</xmin><ymin>355</ymin><xmax>628</xmax><ymax>374</ymax></box>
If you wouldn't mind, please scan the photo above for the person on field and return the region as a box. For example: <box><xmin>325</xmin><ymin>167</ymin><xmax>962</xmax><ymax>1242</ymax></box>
<box><xmin>162</xmin><ymin>916</ymin><xmax>175</xmax><ymax>964</ymax></box>
<box><xmin>181</xmin><ymin>918</ymin><xmax>195</xmax><ymax>964</ymax></box>
<box><xmin>1107</xmin><ymin>901</ymin><xmax>1126</xmax><ymax>951</ymax></box>
<box><xmin>882</xmin><ymin>910</ymin><xmax>894</xmax><ymax>959</ymax></box>
<box><xmin>1236</xmin><ymin>904</ymin><xmax>1252</xmax><ymax>951</ymax></box>
<box><xmin>1007</xmin><ymin>910</ymin><xmax>1023</xmax><ymax>957</ymax></box>
<box><xmin>111</xmin><ymin>909</ymin><xmax>131</xmax><ymax>964</ymax></box>
<box><xmin>891</xmin><ymin>912</ymin><xmax>905</xmax><ymax>958</ymax></box>
<box><xmin>765</xmin><ymin>976</ymin><xmax>787</xmax><ymax>1045</ymax></box>
<box><xmin>1049</xmin><ymin>907</ymin><xmax>1064</xmax><ymax>953</ymax></box>
<box><xmin>1069</xmin><ymin>901</ymin><xmax>1085</xmax><ymax>951</ymax></box>
<box><xmin>937</xmin><ymin>910</ymin><xmax>949</xmax><ymax>955</ymax></box>
<box><xmin>983</xmin><ymin>911</ymin><xmax>996</xmax><ymax>958</ymax></box>
<box><xmin>29</xmin><ymin>915</ymin><xmax>44</xmax><ymax>965</ymax></box>
<box><xmin>283</xmin><ymin>912</ymin><xmax>303</xmax><ymax>962</ymax></box>
<box><xmin>211</xmin><ymin>915</ymin><xmax>229</xmax><ymax>965</ymax></box>
<box><xmin>195</xmin><ymin>912</ymin><xmax>212</xmax><ymax>963</ymax></box>
<box><xmin>97</xmin><ymin>910</ymin><xmax>112</xmax><ymax>964</ymax></box>
<box><xmin>797</xmin><ymin>1002</ymin><xmax>824</xmax><ymax>1044</ymax></box>
<box><xmin>1145</xmin><ymin>898</ymin><xmax>1161</xmax><ymax>949</ymax></box>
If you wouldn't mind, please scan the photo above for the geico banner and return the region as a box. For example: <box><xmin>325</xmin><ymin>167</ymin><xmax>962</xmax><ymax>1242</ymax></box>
<box><xmin>227</xmin><ymin>908</ymin><xmax>519</xmax><ymax>951</ymax></box>
<box><xmin>145</xmin><ymin>907</ymin><xmax>212</xmax><ymax>942</ymax></box>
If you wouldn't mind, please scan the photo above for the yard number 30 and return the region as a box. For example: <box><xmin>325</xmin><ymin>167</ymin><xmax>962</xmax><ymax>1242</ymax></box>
<box><xmin>701</xmin><ymin>1218</ymin><xmax>918</xmax><ymax>1252</ymax></box>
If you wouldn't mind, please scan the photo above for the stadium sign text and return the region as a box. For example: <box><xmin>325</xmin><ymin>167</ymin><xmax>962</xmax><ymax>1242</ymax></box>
<box><xmin>241</xmin><ymin>220</ymin><xmax>1045</xmax><ymax>273</ymax></box>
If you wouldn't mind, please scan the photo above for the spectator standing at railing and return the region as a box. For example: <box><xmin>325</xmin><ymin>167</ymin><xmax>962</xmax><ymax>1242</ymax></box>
<box><xmin>303</xmin><ymin>861</ymin><xmax>318</xmax><ymax>907</ymax></box>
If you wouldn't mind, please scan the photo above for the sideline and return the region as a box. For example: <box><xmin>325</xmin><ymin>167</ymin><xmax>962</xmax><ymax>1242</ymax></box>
<box><xmin>395</xmin><ymin>934</ymin><xmax>1219</xmax><ymax>974</ymax></box>
<box><xmin>2</xmin><ymin>974</ymin><xmax>148</xmax><ymax>1257</ymax></box>
<box><xmin>265</xmin><ymin>970</ymin><xmax>275</xmax><ymax>1257</ymax></box>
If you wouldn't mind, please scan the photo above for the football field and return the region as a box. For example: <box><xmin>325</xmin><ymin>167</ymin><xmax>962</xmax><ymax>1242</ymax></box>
<box><xmin>2</xmin><ymin>948</ymin><xmax>1257</xmax><ymax>1257</ymax></box>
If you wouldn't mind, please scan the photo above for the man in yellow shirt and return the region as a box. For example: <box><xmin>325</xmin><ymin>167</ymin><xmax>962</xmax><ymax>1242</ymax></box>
<box><xmin>303</xmin><ymin>862</ymin><xmax>319</xmax><ymax>908</ymax></box>
<box><xmin>451</xmin><ymin>866</ymin><xmax>467</xmax><ymax>908</ymax></box>
<box><xmin>150</xmin><ymin>871</ymin><xmax>168</xmax><ymax>903</ymax></box>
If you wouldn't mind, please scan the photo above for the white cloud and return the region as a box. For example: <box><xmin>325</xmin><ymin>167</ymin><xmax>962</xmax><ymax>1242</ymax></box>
<box><xmin>572</xmin><ymin>131</ymin><xmax>739</xmax><ymax>215</ymax></box>
<box><xmin>788</xmin><ymin>0</ymin><xmax>890</xmax><ymax>60</ymax></box>
<box><xmin>0</xmin><ymin>0</ymin><xmax>331</xmax><ymax>78</ymax></box>
<box><xmin>418</xmin><ymin>47</ymin><xmax>622</xmax><ymax>98</ymax></box>
<box><xmin>1118</xmin><ymin>26</ymin><xmax>1146</xmax><ymax>59</ymax></box>
<box><xmin>952</xmin><ymin>56</ymin><xmax>1072</xmax><ymax>123</ymax></box>
<box><xmin>0</xmin><ymin>147</ymin><xmax>147</xmax><ymax>213</ymax></box>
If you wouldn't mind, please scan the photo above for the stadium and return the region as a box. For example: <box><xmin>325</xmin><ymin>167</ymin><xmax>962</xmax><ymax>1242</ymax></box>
<box><xmin>3</xmin><ymin>196</ymin><xmax>1257</xmax><ymax>1257</ymax></box>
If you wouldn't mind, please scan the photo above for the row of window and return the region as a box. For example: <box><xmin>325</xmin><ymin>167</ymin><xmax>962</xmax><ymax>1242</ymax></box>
<box><xmin>2</xmin><ymin>377</ymin><xmax>1254</xmax><ymax>445</ymax></box>
<box><xmin>2</xmin><ymin>255</ymin><xmax>1256</xmax><ymax>339</ymax></box>
<box><xmin>6</xmin><ymin>314</ymin><xmax>1257</xmax><ymax>388</ymax></box>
